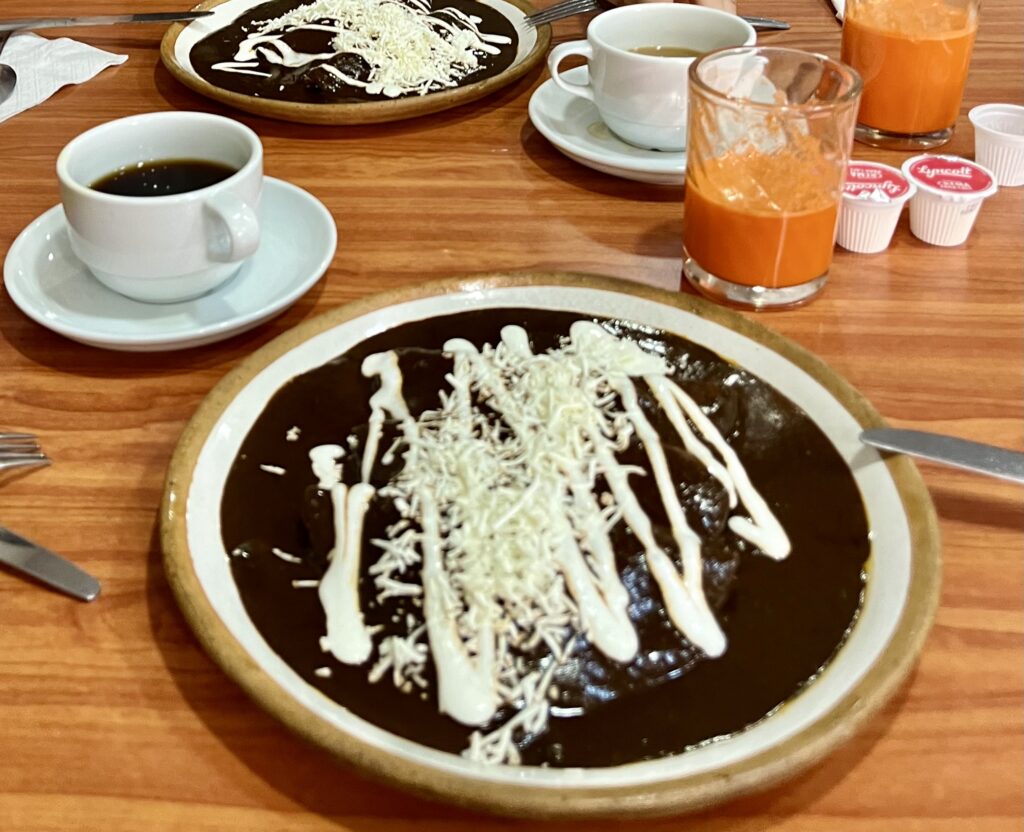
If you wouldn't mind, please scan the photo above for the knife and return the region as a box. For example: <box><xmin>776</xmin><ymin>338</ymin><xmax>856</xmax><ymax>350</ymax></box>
<box><xmin>741</xmin><ymin>15</ymin><xmax>791</xmax><ymax>31</ymax></box>
<box><xmin>0</xmin><ymin>526</ymin><xmax>101</xmax><ymax>601</ymax></box>
<box><xmin>0</xmin><ymin>11</ymin><xmax>213</xmax><ymax>33</ymax></box>
<box><xmin>860</xmin><ymin>428</ymin><xmax>1024</xmax><ymax>485</ymax></box>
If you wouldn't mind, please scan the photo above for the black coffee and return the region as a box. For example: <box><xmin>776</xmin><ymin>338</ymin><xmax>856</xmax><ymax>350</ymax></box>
<box><xmin>91</xmin><ymin>159</ymin><xmax>236</xmax><ymax>197</ymax></box>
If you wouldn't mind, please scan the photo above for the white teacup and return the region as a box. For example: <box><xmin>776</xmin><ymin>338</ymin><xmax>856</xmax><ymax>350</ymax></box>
<box><xmin>57</xmin><ymin>111</ymin><xmax>263</xmax><ymax>303</ymax></box>
<box><xmin>547</xmin><ymin>5</ymin><xmax>756</xmax><ymax>152</ymax></box>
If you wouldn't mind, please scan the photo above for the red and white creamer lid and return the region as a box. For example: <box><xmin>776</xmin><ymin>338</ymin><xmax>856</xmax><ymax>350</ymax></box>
<box><xmin>902</xmin><ymin>155</ymin><xmax>999</xmax><ymax>201</ymax></box>
<box><xmin>843</xmin><ymin>161</ymin><xmax>914</xmax><ymax>204</ymax></box>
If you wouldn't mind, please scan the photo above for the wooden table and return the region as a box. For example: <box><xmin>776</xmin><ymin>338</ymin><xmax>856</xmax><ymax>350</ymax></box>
<box><xmin>1</xmin><ymin>1</ymin><xmax>1021</xmax><ymax>829</ymax></box>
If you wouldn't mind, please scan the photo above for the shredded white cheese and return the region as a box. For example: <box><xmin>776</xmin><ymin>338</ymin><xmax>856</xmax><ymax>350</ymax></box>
<box><xmin>272</xmin><ymin>547</ymin><xmax>303</xmax><ymax>563</ymax></box>
<box><xmin>313</xmin><ymin>322</ymin><xmax>791</xmax><ymax>764</ymax></box>
<box><xmin>214</xmin><ymin>0</ymin><xmax>513</xmax><ymax>98</ymax></box>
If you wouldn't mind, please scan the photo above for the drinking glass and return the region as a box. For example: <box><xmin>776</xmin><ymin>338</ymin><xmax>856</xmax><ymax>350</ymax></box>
<box><xmin>682</xmin><ymin>47</ymin><xmax>861</xmax><ymax>309</ymax></box>
<box><xmin>841</xmin><ymin>0</ymin><xmax>979</xmax><ymax>150</ymax></box>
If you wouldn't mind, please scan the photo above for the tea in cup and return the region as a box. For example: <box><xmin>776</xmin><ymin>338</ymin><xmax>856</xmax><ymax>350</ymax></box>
<box><xmin>57</xmin><ymin>111</ymin><xmax>263</xmax><ymax>303</ymax></box>
<box><xmin>546</xmin><ymin>4</ymin><xmax>755</xmax><ymax>152</ymax></box>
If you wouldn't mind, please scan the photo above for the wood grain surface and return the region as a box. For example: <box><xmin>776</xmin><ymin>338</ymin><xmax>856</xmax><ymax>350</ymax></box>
<box><xmin>1</xmin><ymin>1</ymin><xmax>1021</xmax><ymax>830</ymax></box>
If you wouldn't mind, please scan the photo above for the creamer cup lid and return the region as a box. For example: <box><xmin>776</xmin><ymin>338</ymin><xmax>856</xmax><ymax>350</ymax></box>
<box><xmin>902</xmin><ymin>154</ymin><xmax>998</xmax><ymax>201</ymax></box>
<box><xmin>843</xmin><ymin>161</ymin><xmax>915</xmax><ymax>206</ymax></box>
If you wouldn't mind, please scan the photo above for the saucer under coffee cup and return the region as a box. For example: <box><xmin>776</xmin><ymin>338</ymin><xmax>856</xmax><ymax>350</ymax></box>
<box><xmin>56</xmin><ymin>111</ymin><xmax>263</xmax><ymax>303</ymax></box>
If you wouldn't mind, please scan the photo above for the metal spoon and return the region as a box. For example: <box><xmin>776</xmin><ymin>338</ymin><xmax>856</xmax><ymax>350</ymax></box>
<box><xmin>0</xmin><ymin>32</ymin><xmax>16</xmax><ymax>106</ymax></box>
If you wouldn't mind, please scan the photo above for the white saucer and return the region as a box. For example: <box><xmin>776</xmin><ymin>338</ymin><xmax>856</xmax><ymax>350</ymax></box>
<box><xmin>3</xmin><ymin>177</ymin><xmax>337</xmax><ymax>352</ymax></box>
<box><xmin>528</xmin><ymin>66</ymin><xmax>687</xmax><ymax>186</ymax></box>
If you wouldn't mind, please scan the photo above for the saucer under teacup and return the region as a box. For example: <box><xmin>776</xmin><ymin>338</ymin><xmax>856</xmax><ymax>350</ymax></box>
<box><xmin>528</xmin><ymin>67</ymin><xmax>686</xmax><ymax>186</ymax></box>
<box><xmin>4</xmin><ymin>177</ymin><xmax>336</xmax><ymax>352</ymax></box>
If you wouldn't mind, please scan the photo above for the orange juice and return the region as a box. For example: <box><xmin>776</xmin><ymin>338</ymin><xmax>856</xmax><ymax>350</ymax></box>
<box><xmin>683</xmin><ymin>136</ymin><xmax>841</xmax><ymax>288</ymax></box>
<box><xmin>841</xmin><ymin>0</ymin><xmax>977</xmax><ymax>135</ymax></box>
<box><xmin>684</xmin><ymin>188</ymin><xmax>837</xmax><ymax>287</ymax></box>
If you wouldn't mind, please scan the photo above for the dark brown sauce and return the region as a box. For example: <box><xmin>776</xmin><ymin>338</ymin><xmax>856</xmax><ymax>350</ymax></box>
<box><xmin>190</xmin><ymin>0</ymin><xmax>519</xmax><ymax>104</ymax></box>
<box><xmin>220</xmin><ymin>310</ymin><xmax>869</xmax><ymax>767</ymax></box>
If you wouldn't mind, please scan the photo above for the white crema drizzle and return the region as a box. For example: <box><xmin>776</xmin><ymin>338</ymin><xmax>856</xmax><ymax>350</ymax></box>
<box><xmin>210</xmin><ymin>0</ymin><xmax>513</xmax><ymax>98</ymax></box>
<box><xmin>312</xmin><ymin>322</ymin><xmax>791</xmax><ymax>764</ymax></box>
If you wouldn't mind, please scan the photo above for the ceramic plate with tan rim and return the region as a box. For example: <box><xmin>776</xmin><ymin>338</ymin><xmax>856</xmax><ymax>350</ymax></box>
<box><xmin>160</xmin><ymin>273</ymin><xmax>940</xmax><ymax>818</ymax></box>
<box><xmin>160</xmin><ymin>0</ymin><xmax>549</xmax><ymax>125</ymax></box>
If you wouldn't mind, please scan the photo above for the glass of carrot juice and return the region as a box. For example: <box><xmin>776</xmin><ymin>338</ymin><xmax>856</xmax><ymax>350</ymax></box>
<box><xmin>682</xmin><ymin>47</ymin><xmax>862</xmax><ymax>309</ymax></box>
<box><xmin>841</xmin><ymin>0</ymin><xmax>979</xmax><ymax>150</ymax></box>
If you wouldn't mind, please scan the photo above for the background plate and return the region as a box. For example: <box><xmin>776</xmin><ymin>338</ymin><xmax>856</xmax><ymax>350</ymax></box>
<box><xmin>161</xmin><ymin>273</ymin><xmax>941</xmax><ymax>818</ymax></box>
<box><xmin>161</xmin><ymin>0</ymin><xmax>549</xmax><ymax>125</ymax></box>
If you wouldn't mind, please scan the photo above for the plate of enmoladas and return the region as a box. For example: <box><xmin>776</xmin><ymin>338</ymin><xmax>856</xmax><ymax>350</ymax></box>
<box><xmin>161</xmin><ymin>272</ymin><xmax>940</xmax><ymax>818</ymax></box>
<box><xmin>160</xmin><ymin>0</ymin><xmax>549</xmax><ymax>124</ymax></box>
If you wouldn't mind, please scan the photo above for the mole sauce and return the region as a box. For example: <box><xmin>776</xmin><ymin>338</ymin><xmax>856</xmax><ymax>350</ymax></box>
<box><xmin>190</xmin><ymin>0</ymin><xmax>519</xmax><ymax>104</ymax></box>
<box><xmin>221</xmin><ymin>310</ymin><xmax>869</xmax><ymax>767</ymax></box>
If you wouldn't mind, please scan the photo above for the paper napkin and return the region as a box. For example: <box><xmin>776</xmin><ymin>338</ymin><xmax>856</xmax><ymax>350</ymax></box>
<box><xmin>0</xmin><ymin>32</ymin><xmax>127</xmax><ymax>125</ymax></box>
<box><xmin>831</xmin><ymin>0</ymin><xmax>845</xmax><ymax>20</ymax></box>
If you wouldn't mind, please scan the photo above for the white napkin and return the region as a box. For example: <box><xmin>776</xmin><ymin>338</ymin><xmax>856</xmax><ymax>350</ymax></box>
<box><xmin>0</xmin><ymin>32</ymin><xmax>127</xmax><ymax>124</ymax></box>
<box><xmin>831</xmin><ymin>0</ymin><xmax>845</xmax><ymax>20</ymax></box>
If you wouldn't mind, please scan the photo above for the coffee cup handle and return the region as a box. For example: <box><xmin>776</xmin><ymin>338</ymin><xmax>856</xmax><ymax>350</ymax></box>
<box><xmin>548</xmin><ymin>41</ymin><xmax>595</xmax><ymax>102</ymax></box>
<box><xmin>205</xmin><ymin>191</ymin><xmax>261</xmax><ymax>262</ymax></box>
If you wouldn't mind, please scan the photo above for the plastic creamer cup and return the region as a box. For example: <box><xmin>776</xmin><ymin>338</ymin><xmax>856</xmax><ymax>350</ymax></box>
<box><xmin>969</xmin><ymin>103</ymin><xmax>1024</xmax><ymax>187</ymax></box>
<box><xmin>837</xmin><ymin>161</ymin><xmax>915</xmax><ymax>253</ymax></box>
<box><xmin>901</xmin><ymin>155</ymin><xmax>998</xmax><ymax>247</ymax></box>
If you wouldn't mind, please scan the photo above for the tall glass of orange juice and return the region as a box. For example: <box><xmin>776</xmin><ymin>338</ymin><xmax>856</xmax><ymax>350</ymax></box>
<box><xmin>841</xmin><ymin>0</ymin><xmax>979</xmax><ymax>149</ymax></box>
<box><xmin>683</xmin><ymin>47</ymin><xmax>862</xmax><ymax>309</ymax></box>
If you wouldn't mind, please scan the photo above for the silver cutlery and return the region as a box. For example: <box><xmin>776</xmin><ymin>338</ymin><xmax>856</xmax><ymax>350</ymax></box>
<box><xmin>525</xmin><ymin>0</ymin><xmax>789</xmax><ymax>31</ymax></box>
<box><xmin>526</xmin><ymin>0</ymin><xmax>600</xmax><ymax>27</ymax></box>
<box><xmin>0</xmin><ymin>32</ymin><xmax>16</xmax><ymax>106</ymax></box>
<box><xmin>0</xmin><ymin>433</ymin><xmax>100</xmax><ymax>601</ymax></box>
<box><xmin>0</xmin><ymin>432</ymin><xmax>49</xmax><ymax>472</ymax></box>
<box><xmin>0</xmin><ymin>525</ymin><xmax>101</xmax><ymax>601</ymax></box>
<box><xmin>0</xmin><ymin>10</ymin><xmax>213</xmax><ymax>34</ymax></box>
<box><xmin>860</xmin><ymin>428</ymin><xmax>1024</xmax><ymax>485</ymax></box>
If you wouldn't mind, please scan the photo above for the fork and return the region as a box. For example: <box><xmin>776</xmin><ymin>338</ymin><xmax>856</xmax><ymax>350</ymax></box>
<box><xmin>525</xmin><ymin>0</ymin><xmax>600</xmax><ymax>26</ymax></box>
<box><xmin>0</xmin><ymin>433</ymin><xmax>100</xmax><ymax>601</ymax></box>
<box><xmin>524</xmin><ymin>0</ymin><xmax>790</xmax><ymax>30</ymax></box>
<box><xmin>0</xmin><ymin>433</ymin><xmax>51</xmax><ymax>472</ymax></box>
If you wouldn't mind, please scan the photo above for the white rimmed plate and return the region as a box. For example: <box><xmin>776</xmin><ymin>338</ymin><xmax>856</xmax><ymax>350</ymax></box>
<box><xmin>161</xmin><ymin>0</ymin><xmax>548</xmax><ymax>125</ymax></box>
<box><xmin>161</xmin><ymin>273</ymin><xmax>940</xmax><ymax>817</ymax></box>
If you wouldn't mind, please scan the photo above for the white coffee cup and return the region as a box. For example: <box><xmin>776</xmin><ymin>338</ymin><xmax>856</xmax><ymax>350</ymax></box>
<box><xmin>57</xmin><ymin>111</ymin><xmax>263</xmax><ymax>303</ymax></box>
<box><xmin>547</xmin><ymin>5</ymin><xmax>756</xmax><ymax>152</ymax></box>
